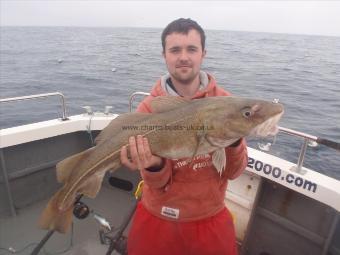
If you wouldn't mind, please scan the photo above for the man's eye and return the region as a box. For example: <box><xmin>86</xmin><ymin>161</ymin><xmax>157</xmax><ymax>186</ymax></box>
<box><xmin>170</xmin><ymin>49</ymin><xmax>180</xmax><ymax>53</ymax></box>
<box><xmin>188</xmin><ymin>48</ymin><xmax>197</xmax><ymax>52</ymax></box>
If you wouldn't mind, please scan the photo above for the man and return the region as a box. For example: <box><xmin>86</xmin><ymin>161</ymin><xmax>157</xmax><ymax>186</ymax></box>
<box><xmin>120</xmin><ymin>18</ymin><xmax>248</xmax><ymax>255</ymax></box>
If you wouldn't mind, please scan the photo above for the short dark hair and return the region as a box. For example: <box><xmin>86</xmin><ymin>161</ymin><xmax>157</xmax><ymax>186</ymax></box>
<box><xmin>161</xmin><ymin>18</ymin><xmax>206</xmax><ymax>52</ymax></box>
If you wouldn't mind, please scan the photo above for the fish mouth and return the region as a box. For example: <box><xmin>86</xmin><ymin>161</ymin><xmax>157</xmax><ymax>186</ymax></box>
<box><xmin>249</xmin><ymin>112</ymin><xmax>284</xmax><ymax>137</ymax></box>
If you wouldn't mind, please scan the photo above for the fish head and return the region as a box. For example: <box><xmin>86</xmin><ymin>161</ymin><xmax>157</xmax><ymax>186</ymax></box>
<box><xmin>201</xmin><ymin>97</ymin><xmax>284</xmax><ymax>142</ymax></box>
<box><xmin>245</xmin><ymin>100</ymin><xmax>284</xmax><ymax>137</ymax></box>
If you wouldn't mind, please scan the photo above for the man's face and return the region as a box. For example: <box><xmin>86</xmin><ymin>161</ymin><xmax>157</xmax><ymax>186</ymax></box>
<box><xmin>163</xmin><ymin>29</ymin><xmax>206</xmax><ymax>85</ymax></box>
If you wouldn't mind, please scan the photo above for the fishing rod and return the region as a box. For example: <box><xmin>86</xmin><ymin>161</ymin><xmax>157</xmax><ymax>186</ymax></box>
<box><xmin>30</xmin><ymin>195</ymin><xmax>84</xmax><ymax>255</ymax></box>
<box><xmin>105</xmin><ymin>180</ymin><xmax>144</xmax><ymax>255</ymax></box>
<box><xmin>278</xmin><ymin>126</ymin><xmax>340</xmax><ymax>152</ymax></box>
<box><xmin>315</xmin><ymin>137</ymin><xmax>340</xmax><ymax>151</ymax></box>
<box><xmin>30</xmin><ymin>230</ymin><xmax>55</xmax><ymax>255</ymax></box>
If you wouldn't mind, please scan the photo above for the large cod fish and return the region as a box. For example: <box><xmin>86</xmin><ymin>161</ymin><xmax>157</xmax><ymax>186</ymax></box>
<box><xmin>39</xmin><ymin>96</ymin><xmax>284</xmax><ymax>233</ymax></box>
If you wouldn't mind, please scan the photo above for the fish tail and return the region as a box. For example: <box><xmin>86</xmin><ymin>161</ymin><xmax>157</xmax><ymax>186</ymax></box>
<box><xmin>38</xmin><ymin>190</ymin><xmax>74</xmax><ymax>234</ymax></box>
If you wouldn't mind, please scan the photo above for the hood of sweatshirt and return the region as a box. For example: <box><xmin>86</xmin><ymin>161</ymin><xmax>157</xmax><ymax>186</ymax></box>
<box><xmin>149</xmin><ymin>71</ymin><xmax>220</xmax><ymax>99</ymax></box>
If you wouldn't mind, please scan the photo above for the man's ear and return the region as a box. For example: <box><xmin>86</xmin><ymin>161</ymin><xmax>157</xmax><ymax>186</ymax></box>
<box><xmin>202</xmin><ymin>49</ymin><xmax>207</xmax><ymax>58</ymax></box>
<box><xmin>162</xmin><ymin>51</ymin><xmax>165</xmax><ymax>58</ymax></box>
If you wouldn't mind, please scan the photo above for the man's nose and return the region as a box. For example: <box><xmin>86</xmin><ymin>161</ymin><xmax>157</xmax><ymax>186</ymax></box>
<box><xmin>179</xmin><ymin>50</ymin><xmax>189</xmax><ymax>60</ymax></box>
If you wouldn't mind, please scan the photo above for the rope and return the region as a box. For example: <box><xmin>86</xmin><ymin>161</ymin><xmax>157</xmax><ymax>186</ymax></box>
<box><xmin>86</xmin><ymin>115</ymin><xmax>95</xmax><ymax>147</ymax></box>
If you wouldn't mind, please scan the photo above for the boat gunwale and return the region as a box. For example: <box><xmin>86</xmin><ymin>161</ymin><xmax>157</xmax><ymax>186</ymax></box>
<box><xmin>1</xmin><ymin>114</ymin><xmax>339</xmax><ymax>213</ymax></box>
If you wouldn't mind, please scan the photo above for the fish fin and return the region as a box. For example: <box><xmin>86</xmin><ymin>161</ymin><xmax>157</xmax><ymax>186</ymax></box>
<box><xmin>56</xmin><ymin>148</ymin><xmax>95</xmax><ymax>183</ymax></box>
<box><xmin>150</xmin><ymin>96</ymin><xmax>190</xmax><ymax>113</ymax></box>
<box><xmin>95</xmin><ymin>113</ymin><xmax>150</xmax><ymax>144</ymax></box>
<box><xmin>78</xmin><ymin>172</ymin><xmax>106</xmax><ymax>198</ymax></box>
<box><xmin>38</xmin><ymin>190</ymin><xmax>74</xmax><ymax>234</ymax></box>
<box><xmin>212</xmin><ymin>148</ymin><xmax>226</xmax><ymax>176</ymax></box>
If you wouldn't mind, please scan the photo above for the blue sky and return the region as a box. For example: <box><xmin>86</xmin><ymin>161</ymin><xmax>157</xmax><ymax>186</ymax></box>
<box><xmin>1</xmin><ymin>1</ymin><xmax>340</xmax><ymax>36</ymax></box>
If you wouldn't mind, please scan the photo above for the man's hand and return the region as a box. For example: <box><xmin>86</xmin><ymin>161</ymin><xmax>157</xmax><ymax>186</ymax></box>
<box><xmin>120</xmin><ymin>135</ymin><xmax>164</xmax><ymax>171</ymax></box>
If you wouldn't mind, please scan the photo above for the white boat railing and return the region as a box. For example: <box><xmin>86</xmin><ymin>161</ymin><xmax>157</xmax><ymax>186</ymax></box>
<box><xmin>278</xmin><ymin>126</ymin><xmax>340</xmax><ymax>173</ymax></box>
<box><xmin>0</xmin><ymin>92</ymin><xmax>69</xmax><ymax>217</ymax></box>
<box><xmin>129</xmin><ymin>91</ymin><xmax>151</xmax><ymax>112</ymax></box>
<box><xmin>0</xmin><ymin>92</ymin><xmax>68</xmax><ymax>121</ymax></box>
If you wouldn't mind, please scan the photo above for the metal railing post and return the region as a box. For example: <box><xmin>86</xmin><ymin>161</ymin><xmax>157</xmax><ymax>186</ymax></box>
<box><xmin>291</xmin><ymin>139</ymin><xmax>308</xmax><ymax>174</ymax></box>
<box><xmin>0</xmin><ymin>149</ymin><xmax>16</xmax><ymax>216</ymax></box>
<box><xmin>129</xmin><ymin>92</ymin><xmax>150</xmax><ymax>112</ymax></box>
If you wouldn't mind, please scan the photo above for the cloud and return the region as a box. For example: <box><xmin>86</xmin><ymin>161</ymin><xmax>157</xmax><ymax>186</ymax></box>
<box><xmin>1</xmin><ymin>1</ymin><xmax>340</xmax><ymax>36</ymax></box>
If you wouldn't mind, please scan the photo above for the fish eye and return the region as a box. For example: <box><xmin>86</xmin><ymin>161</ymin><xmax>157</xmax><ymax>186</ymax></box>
<box><xmin>242</xmin><ymin>108</ymin><xmax>252</xmax><ymax>118</ymax></box>
<box><xmin>244</xmin><ymin>111</ymin><xmax>251</xmax><ymax>117</ymax></box>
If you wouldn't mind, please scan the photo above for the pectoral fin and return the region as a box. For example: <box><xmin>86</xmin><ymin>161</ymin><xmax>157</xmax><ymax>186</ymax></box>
<box><xmin>212</xmin><ymin>148</ymin><xmax>226</xmax><ymax>176</ymax></box>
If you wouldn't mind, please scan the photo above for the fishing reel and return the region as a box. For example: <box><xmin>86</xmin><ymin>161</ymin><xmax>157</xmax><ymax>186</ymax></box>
<box><xmin>73</xmin><ymin>201</ymin><xmax>90</xmax><ymax>219</ymax></box>
<box><xmin>71</xmin><ymin>179</ymin><xmax>142</xmax><ymax>255</ymax></box>
<box><xmin>72</xmin><ymin>197</ymin><xmax>112</xmax><ymax>231</ymax></box>
<box><xmin>72</xmin><ymin>199</ymin><xmax>128</xmax><ymax>255</ymax></box>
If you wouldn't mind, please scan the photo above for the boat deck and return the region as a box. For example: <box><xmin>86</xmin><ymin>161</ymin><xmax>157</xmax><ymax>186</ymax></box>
<box><xmin>0</xmin><ymin>183</ymin><xmax>136</xmax><ymax>255</ymax></box>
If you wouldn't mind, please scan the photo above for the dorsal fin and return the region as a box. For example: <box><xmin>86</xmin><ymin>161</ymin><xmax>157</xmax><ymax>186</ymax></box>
<box><xmin>94</xmin><ymin>112</ymin><xmax>150</xmax><ymax>145</ymax></box>
<box><xmin>150</xmin><ymin>96</ymin><xmax>190</xmax><ymax>113</ymax></box>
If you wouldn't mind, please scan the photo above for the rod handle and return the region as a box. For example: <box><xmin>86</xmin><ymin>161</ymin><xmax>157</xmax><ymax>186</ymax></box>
<box><xmin>316</xmin><ymin>138</ymin><xmax>340</xmax><ymax>152</ymax></box>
